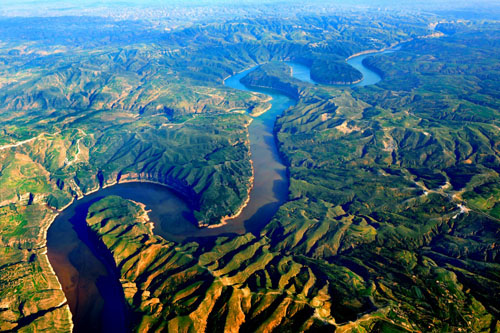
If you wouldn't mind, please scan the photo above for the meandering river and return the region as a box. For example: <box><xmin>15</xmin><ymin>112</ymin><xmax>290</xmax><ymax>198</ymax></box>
<box><xmin>286</xmin><ymin>46</ymin><xmax>399</xmax><ymax>87</ymax></box>
<box><xmin>47</xmin><ymin>49</ymin><xmax>394</xmax><ymax>332</ymax></box>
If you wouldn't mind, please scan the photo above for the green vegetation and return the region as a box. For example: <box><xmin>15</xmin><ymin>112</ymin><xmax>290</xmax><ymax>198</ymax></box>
<box><xmin>464</xmin><ymin>180</ymin><xmax>500</xmax><ymax>219</ymax></box>
<box><xmin>85</xmin><ymin>196</ymin><xmax>338</xmax><ymax>331</ymax></box>
<box><xmin>264</xmin><ymin>24</ymin><xmax>500</xmax><ymax>331</ymax></box>
<box><xmin>240</xmin><ymin>62</ymin><xmax>312</xmax><ymax>99</ymax></box>
<box><xmin>0</xmin><ymin>203</ymin><xmax>72</xmax><ymax>332</ymax></box>
<box><xmin>310</xmin><ymin>59</ymin><xmax>363</xmax><ymax>85</ymax></box>
<box><xmin>0</xmin><ymin>6</ymin><xmax>499</xmax><ymax>333</ymax></box>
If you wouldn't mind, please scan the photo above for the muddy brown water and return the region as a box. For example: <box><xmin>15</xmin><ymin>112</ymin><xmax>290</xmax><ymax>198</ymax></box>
<box><xmin>46</xmin><ymin>50</ymin><xmax>393</xmax><ymax>331</ymax></box>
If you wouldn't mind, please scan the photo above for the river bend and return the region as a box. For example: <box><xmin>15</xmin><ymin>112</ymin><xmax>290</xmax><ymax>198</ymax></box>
<box><xmin>46</xmin><ymin>49</ymin><xmax>392</xmax><ymax>331</ymax></box>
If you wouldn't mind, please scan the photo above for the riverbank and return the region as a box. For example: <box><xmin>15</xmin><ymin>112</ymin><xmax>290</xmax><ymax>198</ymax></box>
<box><xmin>345</xmin><ymin>31</ymin><xmax>444</xmax><ymax>61</ymax></box>
<box><xmin>44</xmin><ymin>52</ymin><xmax>378</xmax><ymax>330</ymax></box>
<box><xmin>39</xmin><ymin>213</ymin><xmax>74</xmax><ymax>331</ymax></box>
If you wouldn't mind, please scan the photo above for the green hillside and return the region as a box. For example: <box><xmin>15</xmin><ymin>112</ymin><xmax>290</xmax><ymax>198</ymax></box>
<box><xmin>0</xmin><ymin>7</ymin><xmax>498</xmax><ymax>332</ymax></box>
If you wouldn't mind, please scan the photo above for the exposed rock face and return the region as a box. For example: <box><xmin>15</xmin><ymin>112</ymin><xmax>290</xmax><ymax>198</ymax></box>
<box><xmin>0</xmin><ymin>112</ymin><xmax>255</xmax><ymax>330</ymax></box>
<box><xmin>1</xmin><ymin>11</ymin><xmax>499</xmax><ymax>333</ymax></box>
<box><xmin>89</xmin><ymin>192</ymin><xmax>500</xmax><ymax>332</ymax></box>
<box><xmin>0</xmin><ymin>205</ymin><xmax>73</xmax><ymax>332</ymax></box>
<box><xmin>85</xmin><ymin>196</ymin><xmax>340</xmax><ymax>332</ymax></box>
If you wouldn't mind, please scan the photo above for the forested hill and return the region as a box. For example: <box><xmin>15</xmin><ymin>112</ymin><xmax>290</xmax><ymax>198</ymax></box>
<box><xmin>0</xmin><ymin>7</ymin><xmax>499</xmax><ymax>332</ymax></box>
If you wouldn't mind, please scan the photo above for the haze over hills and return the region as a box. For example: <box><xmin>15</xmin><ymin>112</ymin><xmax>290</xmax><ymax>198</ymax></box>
<box><xmin>2</xmin><ymin>0</ymin><xmax>500</xmax><ymax>19</ymax></box>
<box><xmin>0</xmin><ymin>0</ymin><xmax>499</xmax><ymax>332</ymax></box>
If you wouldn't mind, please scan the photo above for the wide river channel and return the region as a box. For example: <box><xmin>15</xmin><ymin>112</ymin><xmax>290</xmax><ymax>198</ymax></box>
<box><xmin>47</xmin><ymin>49</ymin><xmax>394</xmax><ymax>332</ymax></box>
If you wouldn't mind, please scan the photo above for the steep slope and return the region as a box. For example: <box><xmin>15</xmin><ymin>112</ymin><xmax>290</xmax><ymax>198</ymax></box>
<box><xmin>85</xmin><ymin>196</ymin><xmax>338</xmax><ymax>332</ymax></box>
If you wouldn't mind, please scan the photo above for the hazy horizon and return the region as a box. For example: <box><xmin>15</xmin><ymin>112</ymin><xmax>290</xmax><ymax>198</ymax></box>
<box><xmin>2</xmin><ymin>0</ymin><xmax>500</xmax><ymax>18</ymax></box>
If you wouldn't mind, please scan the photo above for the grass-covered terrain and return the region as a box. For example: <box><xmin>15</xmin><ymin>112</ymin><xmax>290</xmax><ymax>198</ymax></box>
<box><xmin>82</xmin><ymin>22</ymin><xmax>500</xmax><ymax>332</ymax></box>
<box><xmin>263</xmin><ymin>24</ymin><xmax>500</xmax><ymax>331</ymax></box>
<box><xmin>85</xmin><ymin>195</ymin><xmax>373</xmax><ymax>332</ymax></box>
<box><xmin>85</xmin><ymin>196</ymin><xmax>337</xmax><ymax>331</ymax></box>
<box><xmin>0</xmin><ymin>5</ymin><xmax>499</xmax><ymax>332</ymax></box>
<box><xmin>0</xmin><ymin>203</ymin><xmax>73</xmax><ymax>332</ymax></box>
<box><xmin>310</xmin><ymin>59</ymin><xmax>363</xmax><ymax>85</ymax></box>
<box><xmin>240</xmin><ymin>62</ymin><xmax>312</xmax><ymax>99</ymax></box>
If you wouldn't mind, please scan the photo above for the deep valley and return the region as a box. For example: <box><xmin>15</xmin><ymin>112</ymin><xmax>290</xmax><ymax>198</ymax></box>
<box><xmin>0</xmin><ymin>2</ymin><xmax>499</xmax><ymax>332</ymax></box>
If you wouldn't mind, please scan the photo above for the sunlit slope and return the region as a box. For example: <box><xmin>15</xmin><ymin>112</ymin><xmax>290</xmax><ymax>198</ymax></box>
<box><xmin>1</xmin><ymin>13</ymin><xmax>499</xmax><ymax>332</ymax></box>
<box><xmin>262</xmin><ymin>27</ymin><xmax>500</xmax><ymax>331</ymax></box>
<box><xmin>85</xmin><ymin>25</ymin><xmax>499</xmax><ymax>332</ymax></box>
<box><xmin>85</xmin><ymin>196</ymin><xmax>356</xmax><ymax>332</ymax></box>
